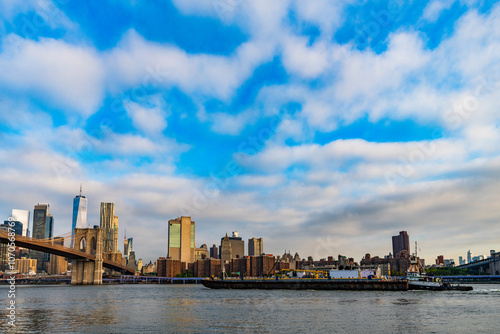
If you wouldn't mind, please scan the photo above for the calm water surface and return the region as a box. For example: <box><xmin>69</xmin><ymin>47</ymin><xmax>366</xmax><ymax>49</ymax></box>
<box><xmin>1</xmin><ymin>283</ymin><xmax>499</xmax><ymax>333</ymax></box>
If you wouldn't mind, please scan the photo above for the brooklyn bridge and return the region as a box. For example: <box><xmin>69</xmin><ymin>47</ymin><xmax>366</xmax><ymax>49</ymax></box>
<box><xmin>0</xmin><ymin>227</ymin><xmax>135</xmax><ymax>285</ymax></box>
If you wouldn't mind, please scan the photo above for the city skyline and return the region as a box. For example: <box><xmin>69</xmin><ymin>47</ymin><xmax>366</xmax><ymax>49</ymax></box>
<box><xmin>1</xmin><ymin>1</ymin><xmax>500</xmax><ymax>265</ymax></box>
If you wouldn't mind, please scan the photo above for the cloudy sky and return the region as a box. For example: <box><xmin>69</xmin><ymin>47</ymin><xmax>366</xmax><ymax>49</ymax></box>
<box><xmin>1</xmin><ymin>0</ymin><xmax>500</xmax><ymax>264</ymax></box>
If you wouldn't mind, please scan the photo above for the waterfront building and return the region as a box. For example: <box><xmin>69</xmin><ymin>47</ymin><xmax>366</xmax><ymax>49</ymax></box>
<box><xmin>436</xmin><ymin>255</ymin><xmax>444</xmax><ymax>266</ymax></box>
<box><xmin>137</xmin><ymin>259</ymin><xmax>143</xmax><ymax>272</ymax></box>
<box><xmin>193</xmin><ymin>258</ymin><xmax>221</xmax><ymax>277</ymax></box>
<box><xmin>141</xmin><ymin>261</ymin><xmax>156</xmax><ymax>275</ymax></box>
<box><xmin>459</xmin><ymin>256</ymin><xmax>465</xmax><ymax>265</ymax></box>
<box><xmin>157</xmin><ymin>257</ymin><xmax>184</xmax><ymax>277</ymax></box>
<box><xmin>126</xmin><ymin>251</ymin><xmax>138</xmax><ymax>271</ymax></box>
<box><xmin>210</xmin><ymin>244</ymin><xmax>218</xmax><ymax>259</ymax></box>
<box><xmin>100</xmin><ymin>203</ymin><xmax>119</xmax><ymax>253</ymax></box>
<box><xmin>467</xmin><ymin>250</ymin><xmax>472</xmax><ymax>263</ymax></box>
<box><xmin>48</xmin><ymin>237</ymin><xmax>67</xmax><ymax>275</ymax></box>
<box><xmin>167</xmin><ymin>216</ymin><xmax>195</xmax><ymax>267</ymax></box>
<box><xmin>32</xmin><ymin>203</ymin><xmax>53</xmax><ymax>271</ymax></box>
<box><xmin>392</xmin><ymin>231</ymin><xmax>410</xmax><ymax>258</ymax></box>
<box><xmin>15</xmin><ymin>257</ymin><xmax>37</xmax><ymax>275</ymax></box>
<box><xmin>248</xmin><ymin>237</ymin><xmax>263</xmax><ymax>256</ymax></box>
<box><xmin>195</xmin><ymin>244</ymin><xmax>209</xmax><ymax>260</ymax></box>
<box><xmin>71</xmin><ymin>185</ymin><xmax>87</xmax><ymax>247</ymax></box>
<box><xmin>11</xmin><ymin>209</ymin><xmax>30</xmax><ymax>237</ymax></box>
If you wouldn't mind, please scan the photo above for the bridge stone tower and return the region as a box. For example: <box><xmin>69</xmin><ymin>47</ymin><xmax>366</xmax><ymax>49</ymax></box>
<box><xmin>489</xmin><ymin>251</ymin><xmax>500</xmax><ymax>275</ymax></box>
<box><xmin>71</xmin><ymin>228</ymin><xmax>103</xmax><ymax>285</ymax></box>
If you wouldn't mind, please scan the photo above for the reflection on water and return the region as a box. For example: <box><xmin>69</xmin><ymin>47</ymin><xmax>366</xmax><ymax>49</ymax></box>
<box><xmin>0</xmin><ymin>284</ymin><xmax>499</xmax><ymax>333</ymax></box>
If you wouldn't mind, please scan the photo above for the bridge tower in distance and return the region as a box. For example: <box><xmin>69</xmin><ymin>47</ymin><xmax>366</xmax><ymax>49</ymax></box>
<box><xmin>71</xmin><ymin>228</ymin><xmax>103</xmax><ymax>285</ymax></box>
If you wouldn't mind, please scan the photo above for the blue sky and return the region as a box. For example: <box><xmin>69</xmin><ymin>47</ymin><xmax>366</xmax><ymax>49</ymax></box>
<box><xmin>1</xmin><ymin>0</ymin><xmax>500</xmax><ymax>264</ymax></box>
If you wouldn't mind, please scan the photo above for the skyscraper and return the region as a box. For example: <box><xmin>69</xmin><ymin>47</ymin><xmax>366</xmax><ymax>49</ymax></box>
<box><xmin>248</xmin><ymin>237</ymin><xmax>263</xmax><ymax>256</ymax></box>
<box><xmin>467</xmin><ymin>250</ymin><xmax>472</xmax><ymax>263</ymax></box>
<box><xmin>11</xmin><ymin>209</ymin><xmax>30</xmax><ymax>237</ymax></box>
<box><xmin>124</xmin><ymin>237</ymin><xmax>133</xmax><ymax>260</ymax></box>
<box><xmin>210</xmin><ymin>244</ymin><xmax>218</xmax><ymax>259</ymax></box>
<box><xmin>392</xmin><ymin>231</ymin><xmax>410</xmax><ymax>258</ymax></box>
<box><xmin>100</xmin><ymin>202</ymin><xmax>119</xmax><ymax>253</ymax></box>
<box><xmin>32</xmin><ymin>203</ymin><xmax>51</xmax><ymax>271</ymax></box>
<box><xmin>2</xmin><ymin>220</ymin><xmax>23</xmax><ymax>236</ymax></box>
<box><xmin>220</xmin><ymin>234</ymin><xmax>232</xmax><ymax>264</ymax></box>
<box><xmin>167</xmin><ymin>216</ymin><xmax>195</xmax><ymax>267</ymax></box>
<box><xmin>71</xmin><ymin>185</ymin><xmax>87</xmax><ymax>247</ymax></box>
<box><xmin>220</xmin><ymin>231</ymin><xmax>244</xmax><ymax>260</ymax></box>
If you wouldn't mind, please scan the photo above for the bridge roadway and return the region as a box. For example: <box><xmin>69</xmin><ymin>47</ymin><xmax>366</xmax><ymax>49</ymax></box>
<box><xmin>0</xmin><ymin>230</ymin><xmax>134</xmax><ymax>274</ymax></box>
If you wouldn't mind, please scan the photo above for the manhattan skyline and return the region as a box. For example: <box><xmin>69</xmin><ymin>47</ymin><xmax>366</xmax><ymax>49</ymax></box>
<box><xmin>1</xmin><ymin>1</ymin><xmax>500</xmax><ymax>264</ymax></box>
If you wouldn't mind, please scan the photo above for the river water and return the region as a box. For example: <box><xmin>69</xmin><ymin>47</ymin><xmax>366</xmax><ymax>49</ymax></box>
<box><xmin>1</xmin><ymin>283</ymin><xmax>499</xmax><ymax>333</ymax></box>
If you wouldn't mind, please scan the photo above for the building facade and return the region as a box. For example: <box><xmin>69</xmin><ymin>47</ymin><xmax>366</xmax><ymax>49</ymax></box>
<box><xmin>15</xmin><ymin>258</ymin><xmax>37</xmax><ymax>275</ymax></box>
<box><xmin>48</xmin><ymin>237</ymin><xmax>67</xmax><ymax>275</ymax></box>
<box><xmin>248</xmin><ymin>237</ymin><xmax>263</xmax><ymax>256</ymax></box>
<box><xmin>100</xmin><ymin>202</ymin><xmax>119</xmax><ymax>253</ymax></box>
<box><xmin>11</xmin><ymin>209</ymin><xmax>30</xmax><ymax>237</ymax></box>
<box><xmin>195</xmin><ymin>244</ymin><xmax>209</xmax><ymax>261</ymax></box>
<box><xmin>392</xmin><ymin>231</ymin><xmax>410</xmax><ymax>258</ymax></box>
<box><xmin>167</xmin><ymin>216</ymin><xmax>195</xmax><ymax>267</ymax></box>
<box><xmin>220</xmin><ymin>234</ymin><xmax>232</xmax><ymax>264</ymax></box>
<box><xmin>71</xmin><ymin>185</ymin><xmax>87</xmax><ymax>247</ymax></box>
<box><xmin>210</xmin><ymin>244</ymin><xmax>218</xmax><ymax>259</ymax></box>
<box><xmin>32</xmin><ymin>203</ymin><xmax>53</xmax><ymax>271</ymax></box>
<box><xmin>124</xmin><ymin>237</ymin><xmax>133</xmax><ymax>260</ymax></box>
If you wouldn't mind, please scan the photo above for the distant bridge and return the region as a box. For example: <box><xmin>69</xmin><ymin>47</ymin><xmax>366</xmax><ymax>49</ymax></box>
<box><xmin>0</xmin><ymin>229</ymin><xmax>135</xmax><ymax>275</ymax></box>
<box><xmin>455</xmin><ymin>252</ymin><xmax>500</xmax><ymax>275</ymax></box>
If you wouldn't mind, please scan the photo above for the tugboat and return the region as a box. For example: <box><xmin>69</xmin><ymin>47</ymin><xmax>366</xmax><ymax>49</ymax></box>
<box><xmin>406</xmin><ymin>243</ymin><xmax>472</xmax><ymax>291</ymax></box>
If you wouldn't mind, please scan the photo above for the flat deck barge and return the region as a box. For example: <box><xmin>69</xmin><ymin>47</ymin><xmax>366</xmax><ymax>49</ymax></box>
<box><xmin>202</xmin><ymin>278</ymin><xmax>409</xmax><ymax>291</ymax></box>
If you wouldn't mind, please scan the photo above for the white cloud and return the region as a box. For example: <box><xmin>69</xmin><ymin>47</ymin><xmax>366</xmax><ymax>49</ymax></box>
<box><xmin>281</xmin><ymin>36</ymin><xmax>330</xmax><ymax>79</ymax></box>
<box><xmin>422</xmin><ymin>0</ymin><xmax>455</xmax><ymax>22</ymax></box>
<box><xmin>106</xmin><ymin>30</ymin><xmax>275</xmax><ymax>101</ymax></box>
<box><xmin>0</xmin><ymin>35</ymin><xmax>104</xmax><ymax>117</ymax></box>
<box><xmin>125</xmin><ymin>100</ymin><xmax>168</xmax><ymax>135</ymax></box>
<box><xmin>208</xmin><ymin>109</ymin><xmax>256</xmax><ymax>135</ymax></box>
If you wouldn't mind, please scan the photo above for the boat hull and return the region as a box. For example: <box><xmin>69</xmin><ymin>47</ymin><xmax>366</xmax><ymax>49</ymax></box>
<box><xmin>202</xmin><ymin>279</ymin><xmax>409</xmax><ymax>291</ymax></box>
<box><xmin>409</xmin><ymin>283</ymin><xmax>473</xmax><ymax>291</ymax></box>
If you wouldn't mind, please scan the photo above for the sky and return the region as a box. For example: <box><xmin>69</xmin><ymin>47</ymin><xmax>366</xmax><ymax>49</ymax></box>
<box><xmin>1</xmin><ymin>0</ymin><xmax>500</xmax><ymax>265</ymax></box>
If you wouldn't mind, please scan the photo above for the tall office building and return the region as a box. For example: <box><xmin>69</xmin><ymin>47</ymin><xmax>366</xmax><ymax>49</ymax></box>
<box><xmin>467</xmin><ymin>250</ymin><xmax>472</xmax><ymax>263</ymax></box>
<box><xmin>220</xmin><ymin>234</ymin><xmax>232</xmax><ymax>264</ymax></box>
<box><xmin>32</xmin><ymin>203</ymin><xmax>52</xmax><ymax>271</ymax></box>
<box><xmin>392</xmin><ymin>231</ymin><xmax>410</xmax><ymax>258</ymax></box>
<box><xmin>248</xmin><ymin>237</ymin><xmax>263</xmax><ymax>256</ymax></box>
<box><xmin>71</xmin><ymin>185</ymin><xmax>87</xmax><ymax>247</ymax></box>
<box><xmin>2</xmin><ymin>220</ymin><xmax>23</xmax><ymax>236</ymax></box>
<box><xmin>124</xmin><ymin>237</ymin><xmax>133</xmax><ymax>260</ymax></box>
<box><xmin>220</xmin><ymin>231</ymin><xmax>244</xmax><ymax>260</ymax></box>
<box><xmin>11</xmin><ymin>209</ymin><xmax>30</xmax><ymax>237</ymax></box>
<box><xmin>210</xmin><ymin>244</ymin><xmax>218</xmax><ymax>259</ymax></box>
<box><xmin>100</xmin><ymin>203</ymin><xmax>119</xmax><ymax>253</ymax></box>
<box><xmin>168</xmin><ymin>216</ymin><xmax>195</xmax><ymax>266</ymax></box>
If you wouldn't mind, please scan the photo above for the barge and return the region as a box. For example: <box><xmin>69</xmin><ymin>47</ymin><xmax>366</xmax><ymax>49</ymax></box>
<box><xmin>202</xmin><ymin>278</ymin><xmax>409</xmax><ymax>290</ymax></box>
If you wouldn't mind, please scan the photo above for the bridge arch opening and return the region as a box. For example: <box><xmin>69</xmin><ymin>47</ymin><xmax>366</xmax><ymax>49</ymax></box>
<box><xmin>79</xmin><ymin>237</ymin><xmax>86</xmax><ymax>252</ymax></box>
<box><xmin>90</xmin><ymin>237</ymin><xmax>97</xmax><ymax>255</ymax></box>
